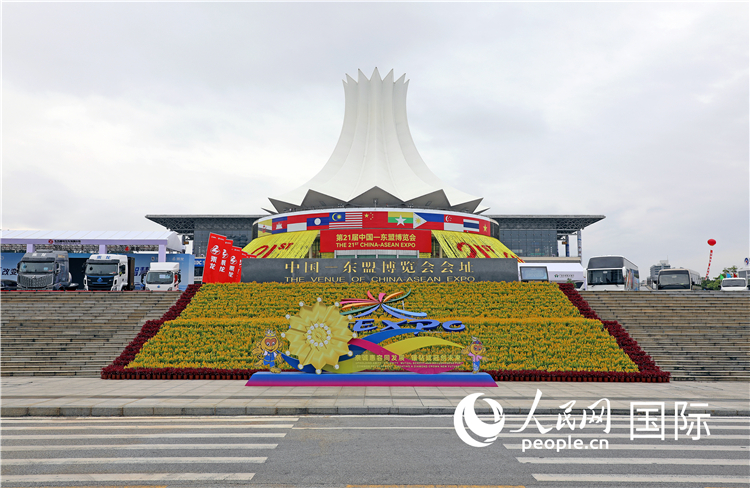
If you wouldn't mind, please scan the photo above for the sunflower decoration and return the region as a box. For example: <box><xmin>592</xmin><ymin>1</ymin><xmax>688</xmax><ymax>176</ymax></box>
<box><xmin>282</xmin><ymin>298</ymin><xmax>356</xmax><ymax>374</ymax></box>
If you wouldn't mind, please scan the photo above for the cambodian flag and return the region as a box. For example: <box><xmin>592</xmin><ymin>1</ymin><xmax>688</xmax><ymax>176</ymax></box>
<box><xmin>272</xmin><ymin>217</ymin><xmax>287</xmax><ymax>234</ymax></box>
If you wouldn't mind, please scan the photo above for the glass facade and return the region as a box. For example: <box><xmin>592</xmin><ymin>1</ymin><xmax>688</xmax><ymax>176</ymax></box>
<box><xmin>194</xmin><ymin>226</ymin><xmax>254</xmax><ymax>258</ymax></box>
<box><xmin>498</xmin><ymin>229</ymin><xmax>558</xmax><ymax>257</ymax></box>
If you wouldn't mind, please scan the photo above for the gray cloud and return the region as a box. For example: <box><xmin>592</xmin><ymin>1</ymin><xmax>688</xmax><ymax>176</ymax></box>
<box><xmin>2</xmin><ymin>2</ymin><xmax>748</xmax><ymax>274</ymax></box>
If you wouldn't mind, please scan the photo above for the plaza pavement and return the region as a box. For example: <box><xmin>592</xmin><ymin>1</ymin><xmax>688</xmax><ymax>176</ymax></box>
<box><xmin>1</xmin><ymin>377</ymin><xmax>748</xmax><ymax>417</ymax></box>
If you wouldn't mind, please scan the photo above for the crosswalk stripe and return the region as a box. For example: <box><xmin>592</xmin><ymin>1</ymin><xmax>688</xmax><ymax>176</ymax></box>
<box><xmin>1</xmin><ymin>443</ymin><xmax>277</xmax><ymax>451</ymax></box>
<box><xmin>1</xmin><ymin>423</ymin><xmax>294</xmax><ymax>431</ymax></box>
<box><xmin>291</xmin><ymin>428</ymin><xmax>742</xmax><ymax>439</ymax></box>
<box><xmin>1</xmin><ymin>416</ymin><xmax>299</xmax><ymax>423</ymax></box>
<box><xmin>3</xmin><ymin>433</ymin><xmax>286</xmax><ymax>439</ymax></box>
<box><xmin>0</xmin><ymin>473</ymin><xmax>256</xmax><ymax>483</ymax></box>
<box><xmin>518</xmin><ymin>457</ymin><xmax>748</xmax><ymax>465</ymax></box>
<box><xmin>2</xmin><ymin>457</ymin><xmax>267</xmax><ymax>465</ymax></box>
<box><xmin>504</xmin><ymin>443</ymin><xmax>748</xmax><ymax>451</ymax></box>
<box><xmin>532</xmin><ymin>474</ymin><xmax>750</xmax><ymax>483</ymax></box>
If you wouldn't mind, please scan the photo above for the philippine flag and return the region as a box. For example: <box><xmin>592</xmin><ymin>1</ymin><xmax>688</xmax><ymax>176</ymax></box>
<box><xmin>413</xmin><ymin>212</ymin><xmax>444</xmax><ymax>230</ymax></box>
<box><xmin>272</xmin><ymin>217</ymin><xmax>287</xmax><ymax>234</ymax></box>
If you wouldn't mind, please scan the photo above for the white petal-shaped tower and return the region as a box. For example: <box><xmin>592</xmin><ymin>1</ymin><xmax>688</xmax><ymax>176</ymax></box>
<box><xmin>269</xmin><ymin>68</ymin><xmax>487</xmax><ymax>214</ymax></box>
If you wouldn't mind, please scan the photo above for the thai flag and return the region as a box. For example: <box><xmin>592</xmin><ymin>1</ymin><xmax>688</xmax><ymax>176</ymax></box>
<box><xmin>463</xmin><ymin>219</ymin><xmax>480</xmax><ymax>232</ymax></box>
<box><xmin>272</xmin><ymin>217</ymin><xmax>287</xmax><ymax>234</ymax></box>
<box><xmin>329</xmin><ymin>212</ymin><xmax>363</xmax><ymax>229</ymax></box>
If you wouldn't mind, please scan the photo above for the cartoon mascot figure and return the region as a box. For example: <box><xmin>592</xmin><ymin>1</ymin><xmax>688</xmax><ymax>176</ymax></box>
<box><xmin>463</xmin><ymin>336</ymin><xmax>485</xmax><ymax>374</ymax></box>
<box><xmin>252</xmin><ymin>330</ymin><xmax>283</xmax><ymax>373</ymax></box>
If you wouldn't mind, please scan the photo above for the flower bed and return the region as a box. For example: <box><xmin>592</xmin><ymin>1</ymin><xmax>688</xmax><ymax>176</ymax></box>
<box><xmin>180</xmin><ymin>281</ymin><xmax>581</xmax><ymax>320</ymax></box>
<box><xmin>103</xmin><ymin>281</ymin><xmax>666</xmax><ymax>381</ymax></box>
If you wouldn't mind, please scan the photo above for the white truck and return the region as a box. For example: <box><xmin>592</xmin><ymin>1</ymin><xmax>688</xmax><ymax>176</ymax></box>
<box><xmin>83</xmin><ymin>254</ymin><xmax>135</xmax><ymax>291</ymax></box>
<box><xmin>142</xmin><ymin>262</ymin><xmax>181</xmax><ymax>291</ymax></box>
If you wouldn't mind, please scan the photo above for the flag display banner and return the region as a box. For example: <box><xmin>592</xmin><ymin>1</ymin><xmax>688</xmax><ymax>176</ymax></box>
<box><xmin>320</xmin><ymin>229</ymin><xmax>431</xmax><ymax>253</ymax></box>
<box><xmin>262</xmin><ymin>210</ymin><xmax>491</xmax><ymax>235</ymax></box>
<box><xmin>257</xmin><ymin>219</ymin><xmax>274</xmax><ymax>235</ymax></box>
<box><xmin>271</xmin><ymin>217</ymin><xmax>288</xmax><ymax>234</ymax></box>
<box><xmin>329</xmin><ymin>212</ymin><xmax>363</xmax><ymax>229</ymax></box>
<box><xmin>432</xmin><ymin>230</ymin><xmax>522</xmax><ymax>261</ymax></box>
<box><xmin>388</xmin><ymin>212</ymin><xmax>414</xmax><ymax>226</ymax></box>
<box><xmin>413</xmin><ymin>212</ymin><xmax>444</xmax><ymax>230</ymax></box>
<box><xmin>242</xmin><ymin>231</ymin><xmax>318</xmax><ymax>259</ymax></box>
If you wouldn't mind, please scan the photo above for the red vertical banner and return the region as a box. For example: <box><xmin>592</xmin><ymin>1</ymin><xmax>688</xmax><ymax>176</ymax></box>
<box><xmin>203</xmin><ymin>234</ymin><xmax>235</xmax><ymax>283</ymax></box>
<box><xmin>217</xmin><ymin>240</ymin><xmax>233</xmax><ymax>283</ymax></box>
<box><xmin>227</xmin><ymin>246</ymin><xmax>244</xmax><ymax>283</ymax></box>
<box><xmin>202</xmin><ymin>234</ymin><xmax>225</xmax><ymax>283</ymax></box>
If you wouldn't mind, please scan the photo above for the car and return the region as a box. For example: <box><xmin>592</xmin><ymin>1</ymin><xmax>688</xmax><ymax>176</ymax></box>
<box><xmin>1</xmin><ymin>280</ymin><xmax>18</xmax><ymax>291</ymax></box>
<box><xmin>720</xmin><ymin>277</ymin><xmax>749</xmax><ymax>291</ymax></box>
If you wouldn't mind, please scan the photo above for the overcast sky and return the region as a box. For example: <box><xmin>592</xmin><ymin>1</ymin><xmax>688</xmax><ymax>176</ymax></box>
<box><xmin>3</xmin><ymin>2</ymin><xmax>748</xmax><ymax>276</ymax></box>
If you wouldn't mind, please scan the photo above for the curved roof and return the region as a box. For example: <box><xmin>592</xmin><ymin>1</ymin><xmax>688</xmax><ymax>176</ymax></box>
<box><xmin>269</xmin><ymin>68</ymin><xmax>487</xmax><ymax>214</ymax></box>
<box><xmin>1</xmin><ymin>230</ymin><xmax>183</xmax><ymax>251</ymax></box>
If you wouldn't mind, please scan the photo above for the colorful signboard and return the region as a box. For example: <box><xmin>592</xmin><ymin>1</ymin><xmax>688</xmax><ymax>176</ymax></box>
<box><xmin>241</xmin><ymin>257</ymin><xmax>518</xmax><ymax>284</ymax></box>
<box><xmin>242</xmin><ymin>231</ymin><xmax>318</xmax><ymax>259</ymax></box>
<box><xmin>432</xmin><ymin>230</ymin><xmax>522</xmax><ymax>261</ymax></box>
<box><xmin>320</xmin><ymin>229</ymin><xmax>431</xmax><ymax>253</ymax></box>
<box><xmin>258</xmin><ymin>209</ymin><xmax>492</xmax><ymax>236</ymax></box>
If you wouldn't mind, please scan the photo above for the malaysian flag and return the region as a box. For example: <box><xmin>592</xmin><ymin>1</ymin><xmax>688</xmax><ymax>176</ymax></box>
<box><xmin>329</xmin><ymin>212</ymin><xmax>363</xmax><ymax>229</ymax></box>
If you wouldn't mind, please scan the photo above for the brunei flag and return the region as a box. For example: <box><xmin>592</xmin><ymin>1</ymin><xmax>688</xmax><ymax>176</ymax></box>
<box><xmin>388</xmin><ymin>212</ymin><xmax>413</xmax><ymax>227</ymax></box>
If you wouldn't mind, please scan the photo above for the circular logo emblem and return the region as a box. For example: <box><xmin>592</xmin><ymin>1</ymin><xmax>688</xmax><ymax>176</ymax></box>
<box><xmin>453</xmin><ymin>393</ymin><xmax>505</xmax><ymax>447</ymax></box>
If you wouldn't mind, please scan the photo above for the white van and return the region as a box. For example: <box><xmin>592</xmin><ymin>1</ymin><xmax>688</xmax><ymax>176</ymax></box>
<box><xmin>720</xmin><ymin>277</ymin><xmax>748</xmax><ymax>292</ymax></box>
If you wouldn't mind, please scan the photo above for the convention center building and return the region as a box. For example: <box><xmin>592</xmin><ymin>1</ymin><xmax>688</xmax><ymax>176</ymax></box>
<box><xmin>147</xmin><ymin>69</ymin><xmax>603</xmax><ymax>263</ymax></box>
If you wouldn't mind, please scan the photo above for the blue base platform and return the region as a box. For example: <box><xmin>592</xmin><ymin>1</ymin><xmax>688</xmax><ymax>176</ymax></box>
<box><xmin>246</xmin><ymin>371</ymin><xmax>497</xmax><ymax>387</ymax></box>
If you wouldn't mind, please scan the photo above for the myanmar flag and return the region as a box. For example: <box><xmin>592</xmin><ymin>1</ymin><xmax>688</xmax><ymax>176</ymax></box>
<box><xmin>388</xmin><ymin>212</ymin><xmax>413</xmax><ymax>226</ymax></box>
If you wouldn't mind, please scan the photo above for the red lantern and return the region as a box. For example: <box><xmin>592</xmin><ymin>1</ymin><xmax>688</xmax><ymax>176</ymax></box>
<box><xmin>707</xmin><ymin>239</ymin><xmax>716</xmax><ymax>246</ymax></box>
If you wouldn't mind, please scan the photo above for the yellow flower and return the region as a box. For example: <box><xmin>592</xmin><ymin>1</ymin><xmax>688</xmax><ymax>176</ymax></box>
<box><xmin>285</xmin><ymin>299</ymin><xmax>354</xmax><ymax>373</ymax></box>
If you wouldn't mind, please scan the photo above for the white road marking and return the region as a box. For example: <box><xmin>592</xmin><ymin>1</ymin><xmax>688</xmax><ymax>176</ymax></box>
<box><xmin>518</xmin><ymin>457</ymin><xmax>748</xmax><ymax>465</ymax></box>
<box><xmin>290</xmin><ymin>428</ymin><xmax>744</xmax><ymax>439</ymax></box>
<box><xmin>3</xmin><ymin>433</ymin><xmax>286</xmax><ymax>439</ymax></box>
<box><xmin>533</xmin><ymin>474</ymin><xmax>750</xmax><ymax>483</ymax></box>
<box><xmin>2</xmin><ymin>457</ymin><xmax>266</xmax><ymax>465</ymax></box>
<box><xmin>0</xmin><ymin>473</ymin><xmax>256</xmax><ymax>482</ymax></box>
<box><xmin>1</xmin><ymin>416</ymin><xmax>299</xmax><ymax>423</ymax></box>
<box><xmin>504</xmin><ymin>443</ymin><xmax>748</xmax><ymax>451</ymax></box>
<box><xmin>1</xmin><ymin>423</ymin><xmax>294</xmax><ymax>430</ymax></box>
<box><xmin>1</xmin><ymin>443</ymin><xmax>277</xmax><ymax>451</ymax></box>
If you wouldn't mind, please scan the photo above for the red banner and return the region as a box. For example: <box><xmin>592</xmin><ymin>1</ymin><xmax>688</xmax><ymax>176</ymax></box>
<box><xmin>202</xmin><ymin>233</ymin><xmax>237</xmax><ymax>283</ymax></box>
<box><xmin>320</xmin><ymin>229</ymin><xmax>431</xmax><ymax>253</ymax></box>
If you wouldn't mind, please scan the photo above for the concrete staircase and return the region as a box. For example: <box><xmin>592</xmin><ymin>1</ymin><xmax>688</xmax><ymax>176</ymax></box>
<box><xmin>579</xmin><ymin>291</ymin><xmax>750</xmax><ymax>381</ymax></box>
<box><xmin>1</xmin><ymin>291</ymin><xmax>181</xmax><ymax>377</ymax></box>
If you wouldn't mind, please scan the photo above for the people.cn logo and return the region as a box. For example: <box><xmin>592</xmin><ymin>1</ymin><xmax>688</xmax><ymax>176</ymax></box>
<box><xmin>453</xmin><ymin>393</ymin><xmax>505</xmax><ymax>447</ymax></box>
<box><xmin>210</xmin><ymin>245</ymin><xmax>220</xmax><ymax>255</ymax></box>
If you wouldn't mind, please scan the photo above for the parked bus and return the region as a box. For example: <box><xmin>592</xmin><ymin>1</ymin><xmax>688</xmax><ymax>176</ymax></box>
<box><xmin>586</xmin><ymin>255</ymin><xmax>640</xmax><ymax>291</ymax></box>
<box><xmin>657</xmin><ymin>268</ymin><xmax>701</xmax><ymax>290</ymax></box>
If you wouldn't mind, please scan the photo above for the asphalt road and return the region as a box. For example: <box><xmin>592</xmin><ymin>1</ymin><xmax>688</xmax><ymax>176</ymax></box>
<box><xmin>1</xmin><ymin>414</ymin><xmax>748</xmax><ymax>488</ymax></box>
